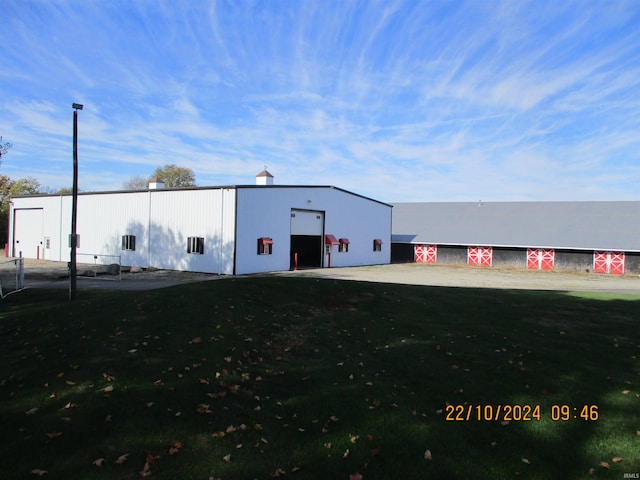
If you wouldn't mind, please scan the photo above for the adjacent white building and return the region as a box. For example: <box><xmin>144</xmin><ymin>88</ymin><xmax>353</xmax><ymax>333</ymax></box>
<box><xmin>8</xmin><ymin>172</ymin><xmax>392</xmax><ymax>275</ymax></box>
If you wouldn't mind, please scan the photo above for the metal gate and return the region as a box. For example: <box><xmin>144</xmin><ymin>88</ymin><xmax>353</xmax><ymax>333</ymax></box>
<box><xmin>593</xmin><ymin>251</ymin><xmax>625</xmax><ymax>275</ymax></box>
<box><xmin>468</xmin><ymin>246</ymin><xmax>492</xmax><ymax>267</ymax></box>
<box><xmin>527</xmin><ymin>248</ymin><xmax>555</xmax><ymax>270</ymax></box>
<box><xmin>415</xmin><ymin>245</ymin><xmax>437</xmax><ymax>263</ymax></box>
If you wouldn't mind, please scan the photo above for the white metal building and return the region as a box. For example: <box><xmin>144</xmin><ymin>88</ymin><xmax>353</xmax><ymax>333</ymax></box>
<box><xmin>8</xmin><ymin>173</ymin><xmax>392</xmax><ymax>275</ymax></box>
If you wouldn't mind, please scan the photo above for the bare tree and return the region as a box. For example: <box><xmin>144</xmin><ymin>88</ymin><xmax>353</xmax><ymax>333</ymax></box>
<box><xmin>122</xmin><ymin>176</ymin><xmax>150</xmax><ymax>190</ymax></box>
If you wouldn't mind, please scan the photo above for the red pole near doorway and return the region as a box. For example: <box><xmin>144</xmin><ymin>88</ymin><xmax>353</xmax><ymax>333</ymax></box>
<box><xmin>294</xmin><ymin>252</ymin><xmax>298</xmax><ymax>271</ymax></box>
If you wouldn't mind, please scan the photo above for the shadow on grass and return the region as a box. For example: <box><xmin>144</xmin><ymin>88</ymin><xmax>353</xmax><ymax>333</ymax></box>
<box><xmin>0</xmin><ymin>278</ymin><xmax>638</xmax><ymax>479</ymax></box>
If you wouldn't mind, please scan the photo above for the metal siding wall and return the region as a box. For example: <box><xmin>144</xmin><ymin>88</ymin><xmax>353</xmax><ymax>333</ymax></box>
<box><xmin>235</xmin><ymin>188</ymin><xmax>391</xmax><ymax>274</ymax></box>
<box><xmin>76</xmin><ymin>192</ymin><xmax>149</xmax><ymax>266</ymax></box>
<box><xmin>235</xmin><ymin>189</ymin><xmax>292</xmax><ymax>274</ymax></box>
<box><xmin>323</xmin><ymin>189</ymin><xmax>391</xmax><ymax>268</ymax></box>
<box><xmin>492</xmin><ymin>247</ymin><xmax>527</xmax><ymax>268</ymax></box>
<box><xmin>149</xmin><ymin>189</ymin><xmax>235</xmax><ymax>274</ymax></box>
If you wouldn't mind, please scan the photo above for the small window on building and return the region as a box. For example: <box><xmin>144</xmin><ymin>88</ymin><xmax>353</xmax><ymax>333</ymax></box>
<box><xmin>373</xmin><ymin>239</ymin><xmax>382</xmax><ymax>252</ymax></box>
<box><xmin>258</xmin><ymin>237</ymin><xmax>273</xmax><ymax>255</ymax></box>
<box><xmin>338</xmin><ymin>238</ymin><xmax>350</xmax><ymax>253</ymax></box>
<box><xmin>122</xmin><ymin>234</ymin><xmax>136</xmax><ymax>251</ymax></box>
<box><xmin>187</xmin><ymin>236</ymin><xmax>205</xmax><ymax>254</ymax></box>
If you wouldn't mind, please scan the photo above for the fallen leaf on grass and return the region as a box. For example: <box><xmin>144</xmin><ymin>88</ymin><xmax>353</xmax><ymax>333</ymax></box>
<box><xmin>139</xmin><ymin>461</ymin><xmax>152</xmax><ymax>477</ymax></box>
<box><xmin>168</xmin><ymin>441</ymin><xmax>183</xmax><ymax>456</ymax></box>
<box><xmin>114</xmin><ymin>454</ymin><xmax>129</xmax><ymax>465</ymax></box>
<box><xmin>92</xmin><ymin>458</ymin><xmax>106</xmax><ymax>467</ymax></box>
<box><xmin>269</xmin><ymin>468</ymin><xmax>286</xmax><ymax>477</ymax></box>
<box><xmin>343</xmin><ymin>449</ymin><xmax>350</xmax><ymax>458</ymax></box>
<box><xmin>191</xmin><ymin>337</ymin><xmax>202</xmax><ymax>344</ymax></box>
<box><xmin>599</xmin><ymin>461</ymin><xmax>610</xmax><ymax>469</ymax></box>
<box><xmin>31</xmin><ymin>469</ymin><xmax>48</xmax><ymax>476</ymax></box>
<box><xmin>612</xmin><ymin>456</ymin><xmax>623</xmax><ymax>463</ymax></box>
<box><xmin>103</xmin><ymin>385</ymin><xmax>114</xmax><ymax>393</ymax></box>
<box><xmin>349</xmin><ymin>473</ymin><xmax>363</xmax><ymax>480</ymax></box>
<box><xmin>622</xmin><ymin>390</ymin><xmax>631</xmax><ymax>395</ymax></box>
<box><xmin>424</xmin><ymin>449</ymin><xmax>432</xmax><ymax>461</ymax></box>
<box><xmin>521</xmin><ymin>458</ymin><xmax>531</xmax><ymax>464</ymax></box>
<box><xmin>45</xmin><ymin>432</ymin><xmax>62</xmax><ymax>439</ymax></box>
<box><xmin>222</xmin><ymin>454</ymin><xmax>231</xmax><ymax>462</ymax></box>
<box><xmin>25</xmin><ymin>408</ymin><xmax>39</xmax><ymax>415</ymax></box>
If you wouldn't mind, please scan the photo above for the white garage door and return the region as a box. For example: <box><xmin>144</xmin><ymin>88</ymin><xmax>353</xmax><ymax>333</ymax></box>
<box><xmin>13</xmin><ymin>209</ymin><xmax>44</xmax><ymax>259</ymax></box>
<box><xmin>290</xmin><ymin>209</ymin><xmax>324</xmax><ymax>235</ymax></box>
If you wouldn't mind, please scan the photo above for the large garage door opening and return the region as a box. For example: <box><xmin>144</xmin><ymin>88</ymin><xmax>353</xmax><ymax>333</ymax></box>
<box><xmin>290</xmin><ymin>235</ymin><xmax>322</xmax><ymax>268</ymax></box>
<box><xmin>290</xmin><ymin>209</ymin><xmax>324</xmax><ymax>269</ymax></box>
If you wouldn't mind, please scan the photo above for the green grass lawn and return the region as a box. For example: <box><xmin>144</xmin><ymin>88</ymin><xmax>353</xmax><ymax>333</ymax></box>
<box><xmin>1</xmin><ymin>277</ymin><xmax>639</xmax><ymax>479</ymax></box>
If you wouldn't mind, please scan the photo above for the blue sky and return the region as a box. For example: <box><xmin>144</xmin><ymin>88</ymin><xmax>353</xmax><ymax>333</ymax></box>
<box><xmin>2</xmin><ymin>0</ymin><xmax>639</xmax><ymax>202</ymax></box>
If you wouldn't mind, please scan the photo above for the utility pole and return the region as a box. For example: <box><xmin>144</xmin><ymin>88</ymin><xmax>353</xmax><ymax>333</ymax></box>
<box><xmin>70</xmin><ymin>103</ymin><xmax>83</xmax><ymax>300</ymax></box>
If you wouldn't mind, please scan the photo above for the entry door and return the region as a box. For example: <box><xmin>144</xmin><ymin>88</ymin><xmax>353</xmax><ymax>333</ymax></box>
<box><xmin>13</xmin><ymin>209</ymin><xmax>44</xmax><ymax>258</ymax></box>
<box><xmin>527</xmin><ymin>249</ymin><xmax>555</xmax><ymax>270</ymax></box>
<box><xmin>415</xmin><ymin>245</ymin><xmax>437</xmax><ymax>263</ymax></box>
<box><xmin>468</xmin><ymin>246</ymin><xmax>492</xmax><ymax>266</ymax></box>
<box><xmin>290</xmin><ymin>209</ymin><xmax>324</xmax><ymax>268</ymax></box>
<box><xmin>594</xmin><ymin>251</ymin><xmax>625</xmax><ymax>275</ymax></box>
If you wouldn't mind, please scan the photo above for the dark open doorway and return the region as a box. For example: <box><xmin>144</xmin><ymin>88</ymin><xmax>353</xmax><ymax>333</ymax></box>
<box><xmin>290</xmin><ymin>235</ymin><xmax>322</xmax><ymax>269</ymax></box>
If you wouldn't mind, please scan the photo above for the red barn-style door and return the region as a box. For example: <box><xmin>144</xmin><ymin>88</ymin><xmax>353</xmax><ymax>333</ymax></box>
<box><xmin>468</xmin><ymin>246</ymin><xmax>492</xmax><ymax>267</ymax></box>
<box><xmin>593</xmin><ymin>251</ymin><xmax>625</xmax><ymax>275</ymax></box>
<box><xmin>527</xmin><ymin>249</ymin><xmax>555</xmax><ymax>270</ymax></box>
<box><xmin>415</xmin><ymin>245</ymin><xmax>437</xmax><ymax>263</ymax></box>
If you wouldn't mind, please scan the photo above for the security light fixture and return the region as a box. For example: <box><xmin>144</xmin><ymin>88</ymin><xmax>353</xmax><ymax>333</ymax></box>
<box><xmin>72</xmin><ymin>103</ymin><xmax>83</xmax><ymax>110</ymax></box>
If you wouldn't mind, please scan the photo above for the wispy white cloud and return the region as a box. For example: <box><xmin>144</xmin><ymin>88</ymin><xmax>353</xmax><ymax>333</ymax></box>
<box><xmin>1</xmin><ymin>0</ymin><xmax>639</xmax><ymax>202</ymax></box>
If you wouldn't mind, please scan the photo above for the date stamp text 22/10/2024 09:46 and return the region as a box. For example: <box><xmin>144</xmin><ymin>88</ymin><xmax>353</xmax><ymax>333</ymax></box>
<box><xmin>444</xmin><ymin>404</ymin><xmax>599</xmax><ymax>422</ymax></box>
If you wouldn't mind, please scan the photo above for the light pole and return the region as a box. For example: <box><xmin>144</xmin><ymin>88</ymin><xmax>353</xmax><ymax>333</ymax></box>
<box><xmin>70</xmin><ymin>102</ymin><xmax>83</xmax><ymax>300</ymax></box>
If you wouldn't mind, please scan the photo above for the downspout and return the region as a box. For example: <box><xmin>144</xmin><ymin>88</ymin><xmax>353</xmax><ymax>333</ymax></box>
<box><xmin>219</xmin><ymin>189</ymin><xmax>224</xmax><ymax>275</ymax></box>
<box><xmin>59</xmin><ymin>195</ymin><xmax>64</xmax><ymax>261</ymax></box>
<box><xmin>232</xmin><ymin>188</ymin><xmax>238</xmax><ymax>275</ymax></box>
<box><xmin>7</xmin><ymin>199</ymin><xmax>13</xmax><ymax>257</ymax></box>
<box><xmin>147</xmin><ymin>189</ymin><xmax>152</xmax><ymax>269</ymax></box>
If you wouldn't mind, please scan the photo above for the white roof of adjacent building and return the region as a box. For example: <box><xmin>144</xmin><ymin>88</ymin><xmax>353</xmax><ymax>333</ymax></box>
<box><xmin>392</xmin><ymin>201</ymin><xmax>640</xmax><ymax>252</ymax></box>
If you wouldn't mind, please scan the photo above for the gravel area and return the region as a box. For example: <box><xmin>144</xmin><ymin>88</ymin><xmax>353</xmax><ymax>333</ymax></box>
<box><xmin>16</xmin><ymin>259</ymin><xmax>220</xmax><ymax>291</ymax></box>
<box><xmin>12</xmin><ymin>258</ymin><xmax>640</xmax><ymax>294</ymax></box>
<box><xmin>279</xmin><ymin>262</ymin><xmax>640</xmax><ymax>294</ymax></box>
